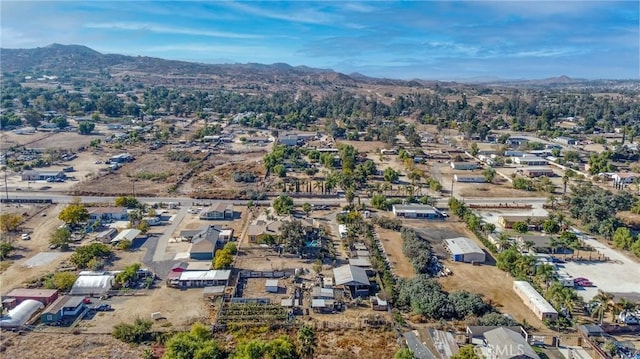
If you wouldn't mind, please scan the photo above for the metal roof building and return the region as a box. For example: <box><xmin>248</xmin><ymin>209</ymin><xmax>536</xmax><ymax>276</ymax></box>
<box><xmin>333</xmin><ymin>265</ymin><xmax>370</xmax><ymax>297</ymax></box>
<box><xmin>0</xmin><ymin>299</ymin><xmax>44</xmax><ymax>328</ymax></box>
<box><xmin>444</xmin><ymin>237</ymin><xmax>486</xmax><ymax>263</ymax></box>
<box><xmin>70</xmin><ymin>274</ymin><xmax>114</xmax><ymax>296</ymax></box>
<box><xmin>483</xmin><ymin>327</ymin><xmax>540</xmax><ymax>359</ymax></box>
<box><xmin>513</xmin><ymin>281</ymin><xmax>558</xmax><ymax>321</ymax></box>
<box><xmin>111</xmin><ymin>228</ymin><xmax>141</xmax><ymax>243</ymax></box>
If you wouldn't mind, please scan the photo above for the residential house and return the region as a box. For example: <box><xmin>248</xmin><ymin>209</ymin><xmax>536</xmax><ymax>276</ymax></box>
<box><xmin>454</xmin><ymin>175</ymin><xmax>486</xmax><ymax>183</ymax></box>
<box><xmin>554</xmin><ymin>136</ymin><xmax>578</xmax><ymax>145</ymax></box>
<box><xmin>278</xmin><ymin>134</ymin><xmax>300</xmax><ymax>146</ymax></box>
<box><xmin>450</xmin><ymin>162</ymin><xmax>479</xmax><ymax>170</ymax></box>
<box><xmin>513</xmin><ymin>281</ymin><xmax>558</xmax><ymax>321</ymax></box>
<box><xmin>109</xmin><ymin>153</ymin><xmax>133</xmax><ymax>163</ymax></box>
<box><xmin>513</xmin><ymin>155</ymin><xmax>548</xmax><ymax>166</ymax></box>
<box><xmin>169</xmin><ymin>270</ymin><xmax>231</xmax><ymax>288</ymax></box>
<box><xmin>21</xmin><ymin>170</ymin><xmax>66</xmax><ymax>181</ymax></box>
<box><xmin>522</xmin><ymin>168</ymin><xmax>555</xmax><ymax>178</ymax></box>
<box><xmin>497</xmin><ymin>216</ymin><xmax>547</xmax><ymax>230</ymax></box>
<box><xmin>482</xmin><ymin>327</ymin><xmax>540</xmax><ymax>359</ymax></box>
<box><xmin>392</xmin><ymin>204</ymin><xmax>443</xmax><ymax>219</ymax></box>
<box><xmin>506</xmin><ymin>137</ymin><xmax>529</xmax><ymax>146</ymax></box>
<box><xmin>40</xmin><ymin>296</ymin><xmax>87</xmax><ymax>325</ymax></box>
<box><xmin>88</xmin><ymin>207</ymin><xmax>128</xmax><ymax>222</ymax></box>
<box><xmin>181</xmin><ymin>226</ymin><xmax>223</xmax><ymax>260</ymax></box>
<box><xmin>199</xmin><ymin>203</ymin><xmax>234</xmax><ymax>220</ymax></box>
<box><xmin>333</xmin><ymin>264</ymin><xmax>370</xmax><ymax>298</ymax></box>
<box><xmin>612</xmin><ymin>172</ymin><xmax>638</xmax><ymax>185</ymax></box>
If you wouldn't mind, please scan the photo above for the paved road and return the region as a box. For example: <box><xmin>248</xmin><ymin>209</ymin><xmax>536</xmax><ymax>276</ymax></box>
<box><xmin>1</xmin><ymin>191</ymin><xmax>347</xmax><ymax>206</ymax></box>
<box><xmin>153</xmin><ymin>206</ymin><xmax>188</xmax><ymax>262</ymax></box>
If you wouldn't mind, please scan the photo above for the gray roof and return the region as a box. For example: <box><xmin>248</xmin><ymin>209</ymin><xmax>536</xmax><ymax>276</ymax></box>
<box><xmin>484</xmin><ymin>327</ymin><xmax>539</xmax><ymax>359</ymax></box>
<box><xmin>393</xmin><ymin>204</ymin><xmax>438</xmax><ymax>214</ymax></box>
<box><xmin>333</xmin><ymin>265</ymin><xmax>370</xmax><ymax>286</ymax></box>
<box><xmin>403</xmin><ymin>331</ymin><xmax>436</xmax><ymax>359</ymax></box>
<box><xmin>444</xmin><ymin>237</ymin><xmax>484</xmax><ymax>256</ymax></box>
<box><xmin>348</xmin><ymin>257</ymin><xmax>372</xmax><ymax>268</ymax></box>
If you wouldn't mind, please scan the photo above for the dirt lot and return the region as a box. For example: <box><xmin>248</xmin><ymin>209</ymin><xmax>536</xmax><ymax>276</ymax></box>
<box><xmin>314</xmin><ymin>327</ymin><xmax>398</xmax><ymax>359</ymax></box>
<box><xmin>376</xmin><ymin>226</ymin><xmax>415</xmax><ymax>278</ymax></box>
<box><xmin>76</xmin><ymin>286</ymin><xmax>208</xmax><ymax>333</ymax></box>
<box><xmin>0</xmin><ymin>204</ymin><xmax>72</xmax><ymax>292</ymax></box>
<box><xmin>401</xmin><ymin>219</ymin><xmax>552</xmax><ymax>332</ymax></box>
<box><xmin>0</xmin><ymin>131</ymin><xmax>103</xmax><ymax>151</ymax></box>
<box><xmin>74</xmin><ymin>151</ymin><xmax>193</xmax><ymax>196</ymax></box>
<box><xmin>0</xmin><ymin>332</ymin><xmax>144</xmax><ymax>359</ymax></box>
<box><xmin>335</xmin><ymin>139</ymin><xmax>390</xmax><ymax>154</ymax></box>
<box><xmin>439</xmin><ymin>166</ymin><xmax>548</xmax><ymax>198</ymax></box>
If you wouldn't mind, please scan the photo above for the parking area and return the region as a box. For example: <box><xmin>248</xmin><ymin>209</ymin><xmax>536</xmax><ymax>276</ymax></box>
<box><xmin>560</xmin><ymin>232</ymin><xmax>640</xmax><ymax>301</ymax></box>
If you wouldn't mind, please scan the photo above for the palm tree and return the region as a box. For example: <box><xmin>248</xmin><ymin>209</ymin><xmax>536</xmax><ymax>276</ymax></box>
<box><xmin>547</xmin><ymin>195</ymin><xmax>557</xmax><ymax>210</ymax></box>
<box><xmin>536</xmin><ymin>263</ymin><xmax>556</xmax><ymax>289</ymax></box>
<box><xmin>591</xmin><ymin>290</ymin><xmax>614</xmax><ymax>324</ymax></box>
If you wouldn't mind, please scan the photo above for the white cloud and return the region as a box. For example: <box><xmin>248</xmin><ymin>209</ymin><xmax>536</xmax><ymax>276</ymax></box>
<box><xmin>221</xmin><ymin>2</ymin><xmax>337</xmax><ymax>25</ymax></box>
<box><xmin>84</xmin><ymin>22</ymin><xmax>262</xmax><ymax>39</ymax></box>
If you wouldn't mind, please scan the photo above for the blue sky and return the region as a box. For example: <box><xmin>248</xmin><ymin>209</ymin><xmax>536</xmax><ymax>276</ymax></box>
<box><xmin>1</xmin><ymin>1</ymin><xmax>638</xmax><ymax>80</ymax></box>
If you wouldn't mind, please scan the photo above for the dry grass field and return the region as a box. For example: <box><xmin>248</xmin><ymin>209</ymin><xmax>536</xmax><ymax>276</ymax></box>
<box><xmin>0</xmin><ymin>332</ymin><xmax>145</xmax><ymax>359</ymax></box>
<box><xmin>376</xmin><ymin>226</ymin><xmax>415</xmax><ymax>278</ymax></box>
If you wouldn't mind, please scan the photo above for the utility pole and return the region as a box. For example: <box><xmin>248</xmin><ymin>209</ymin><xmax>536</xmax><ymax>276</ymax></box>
<box><xmin>3</xmin><ymin>167</ymin><xmax>8</xmax><ymax>200</ymax></box>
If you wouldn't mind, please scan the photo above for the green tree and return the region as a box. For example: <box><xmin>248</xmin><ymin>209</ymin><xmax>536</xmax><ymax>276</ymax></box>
<box><xmin>613</xmin><ymin>227</ymin><xmax>634</xmax><ymax>250</ymax></box>
<box><xmin>0</xmin><ymin>213</ymin><xmax>23</xmax><ymax>232</ymax></box>
<box><xmin>302</xmin><ymin>202</ymin><xmax>312</xmax><ymax>216</ymax></box>
<box><xmin>112</xmin><ymin>317</ymin><xmax>153</xmax><ymax>344</ymax></box>
<box><xmin>223</xmin><ymin>242</ymin><xmax>238</xmax><ymax>255</ymax></box>
<box><xmin>70</xmin><ymin>243</ymin><xmax>112</xmax><ymax>268</ymax></box>
<box><xmin>279</xmin><ymin>220</ymin><xmax>307</xmax><ymax>254</ymax></box>
<box><xmin>542</xmin><ymin>219</ymin><xmax>560</xmax><ymax>234</ymax></box>
<box><xmin>114</xmin><ymin>196</ymin><xmax>140</xmax><ymax>208</ymax></box>
<box><xmin>0</xmin><ymin>241</ymin><xmax>16</xmax><ymax>260</ymax></box>
<box><xmin>213</xmin><ymin>249</ymin><xmax>233</xmax><ymax>269</ymax></box>
<box><xmin>273</xmin><ymin>164</ymin><xmax>287</xmax><ymax>177</ymax></box>
<box><xmin>483</xmin><ymin>167</ymin><xmax>496</xmax><ymax>183</ymax></box>
<box><xmin>115</xmin><ymin>263</ymin><xmax>141</xmax><ymax>287</ymax></box>
<box><xmin>78</xmin><ymin>121</ymin><xmax>95</xmax><ymax>135</ymax></box>
<box><xmin>470</xmin><ymin>142</ymin><xmax>479</xmax><ymax>156</ymax></box>
<box><xmin>394</xmin><ymin>348</ymin><xmax>414</xmax><ymax>359</ymax></box>
<box><xmin>58</xmin><ymin>202</ymin><xmax>89</xmax><ymax>226</ymax></box>
<box><xmin>452</xmin><ymin>345</ymin><xmax>480</xmax><ymax>359</ymax></box>
<box><xmin>273</xmin><ymin>194</ymin><xmax>294</xmax><ymax>215</ymax></box>
<box><xmin>50</xmin><ymin>227</ymin><xmax>72</xmax><ymax>250</ymax></box>
<box><xmin>513</xmin><ymin>221</ymin><xmax>529</xmax><ymax>233</ymax></box>
<box><xmin>371</xmin><ymin>194</ymin><xmax>389</xmax><ymax>210</ymax></box>
<box><xmin>45</xmin><ymin>272</ymin><xmax>78</xmax><ymax>291</ymax></box>
<box><xmin>297</xmin><ymin>325</ymin><xmax>317</xmax><ymax>359</ymax></box>
<box><xmin>383</xmin><ymin>167</ymin><xmax>400</xmax><ymax>183</ymax></box>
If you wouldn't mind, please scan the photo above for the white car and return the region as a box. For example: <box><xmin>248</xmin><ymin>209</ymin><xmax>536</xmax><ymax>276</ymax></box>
<box><xmin>21</xmin><ymin>233</ymin><xmax>31</xmax><ymax>240</ymax></box>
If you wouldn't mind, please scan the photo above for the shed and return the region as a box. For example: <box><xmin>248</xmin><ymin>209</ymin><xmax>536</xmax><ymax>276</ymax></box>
<box><xmin>348</xmin><ymin>257</ymin><xmax>372</xmax><ymax>268</ymax></box>
<box><xmin>265</xmin><ymin>279</ymin><xmax>279</xmax><ymax>293</ymax></box>
<box><xmin>444</xmin><ymin>237</ymin><xmax>486</xmax><ymax>263</ymax></box>
<box><xmin>69</xmin><ymin>274</ymin><xmax>114</xmax><ymax>296</ymax></box>
<box><xmin>202</xmin><ymin>286</ymin><xmax>226</xmax><ymax>299</ymax></box>
<box><xmin>312</xmin><ymin>287</ymin><xmax>335</xmax><ymax>299</ymax></box>
<box><xmin>111</xmin><ymin>228</ymin><xmax>141</xmax><ymax>244</ymax></box>
<box><xmin>0</xmin><ymin>299</ymin><xmax>44</xmax><ymax>328</ymax></box>
<box><xmin>5</xmin><ymin>288</ymin><xmax>59</xmax><ymax>306</ymax></box>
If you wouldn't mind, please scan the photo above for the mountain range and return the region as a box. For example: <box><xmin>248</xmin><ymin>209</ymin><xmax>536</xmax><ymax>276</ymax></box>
<box><xmin>0</xmin><ymin>44</ymin><xmax>633</xmax><ymax>90</ymax></box>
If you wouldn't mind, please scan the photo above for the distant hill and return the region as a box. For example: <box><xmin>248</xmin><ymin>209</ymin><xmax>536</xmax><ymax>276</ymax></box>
<box><xmin>2</xmin><ymin>44</ymin><xmax>635</xmax><ymax>91</ymax></box>
<box><xmin>0</xmin><ymin>43</ymin><xmax>411</xmax><ymax>90</ymax></box>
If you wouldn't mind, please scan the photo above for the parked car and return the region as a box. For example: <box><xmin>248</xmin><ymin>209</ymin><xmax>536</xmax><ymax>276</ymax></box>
<box><xmin>21</xmin><ymin>233</ymin><xmax>30</xmax><ymax>240</ymax></box>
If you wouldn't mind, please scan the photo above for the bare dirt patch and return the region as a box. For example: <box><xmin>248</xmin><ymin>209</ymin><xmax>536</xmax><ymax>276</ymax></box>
<box><xmin>74</xmin><ymin>152</ymin><xmax>191</xmax><ymax>196</ymax></box>
<box><xmin>376</xmin><ymin>226</ymin><xmax>415</xmax><ymax>278</ymax></box>
<box><xmin>314</xmin><ymin>327</ymin><xmax>399</xmax><ymax>359</ymax></box>
<box><xmin>335</xmin><ymin>139</ymin><xmax>389</xmax><ymax>154</ymax></box>
<box><xmin>0</xmin><ymin>332</ymin><xmax>144</xmax><ymax>359</ymax></box>
<box><xmin>439</xmin><ymin>260</ymin><xmax>548</xmax><ymax>331</ymax></box>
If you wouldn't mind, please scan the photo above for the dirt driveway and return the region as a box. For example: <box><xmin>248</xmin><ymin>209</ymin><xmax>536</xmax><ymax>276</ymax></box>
<box><xmin>376</xmin><ymin>227</ymin><xmax>415</xmax><ymax>278</ymax></box>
